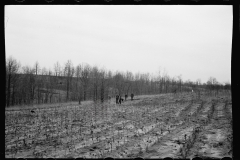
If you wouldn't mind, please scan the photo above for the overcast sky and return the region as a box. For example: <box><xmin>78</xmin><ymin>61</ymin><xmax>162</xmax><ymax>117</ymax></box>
<box><xmin>5</xmin><ymin>5</ymin><xmax>232</xmax><ymax>84</ymax></box>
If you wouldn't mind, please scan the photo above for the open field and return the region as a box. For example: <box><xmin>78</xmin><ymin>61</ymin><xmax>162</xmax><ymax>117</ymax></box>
<box><xmin>5</xmin><ymin>91</ymin><xmax>232</xmax><ymax>159</ymax></box>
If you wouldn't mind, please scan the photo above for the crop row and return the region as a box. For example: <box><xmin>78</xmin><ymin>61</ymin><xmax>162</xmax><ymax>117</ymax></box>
<box><xmin>6</xmin><ymin>99</ymin><xmax>191</xmax><ymax>158</ymax></box>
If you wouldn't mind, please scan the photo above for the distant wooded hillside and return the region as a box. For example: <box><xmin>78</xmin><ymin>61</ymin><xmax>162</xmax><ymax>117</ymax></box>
<box><xmin>6</xmin><ymin>56</ymin><xmax>231</xmax><ymax>107</ymax></box>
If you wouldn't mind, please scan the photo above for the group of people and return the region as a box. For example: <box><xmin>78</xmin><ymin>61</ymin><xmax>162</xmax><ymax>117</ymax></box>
<box><xmin>115</xmin><ymin>93</ymin><xmax>134</xmax><ymax>104</ymax></box>
<box><xmin>116</xmin><ymin>95</ymin><xmax>124</xmax><ymax>104</ymax></box>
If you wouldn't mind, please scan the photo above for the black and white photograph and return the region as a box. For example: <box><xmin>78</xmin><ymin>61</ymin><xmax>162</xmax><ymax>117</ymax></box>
<box><xmin>5</xmin><ymin>5</ymin><xmax>232</xmax><ymax>159</ymax></box>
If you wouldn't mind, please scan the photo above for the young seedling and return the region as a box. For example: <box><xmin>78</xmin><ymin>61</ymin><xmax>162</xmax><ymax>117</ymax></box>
<box><xmin>146</xmin><ymin>136</ymin><xmax>151</xmax><ymax>152</ymax></box>
<box><xmin>138</xmin><ymin>144</ymin><xmax>143</xmax><ymax>155</ymax></box>
<box><xmin>91</xmin><ymin>129</ymin><xmax>94</xmax><ymax>142</ymax></box>
<box><xmin>160</xmin><ymin>127</ymin><xmax>163</xmax><ymax>135</ymax></box>
<box><xmin>13</xmin><ymin>135</ymin><xmax>21</xmax><ymax>158</ymax></box>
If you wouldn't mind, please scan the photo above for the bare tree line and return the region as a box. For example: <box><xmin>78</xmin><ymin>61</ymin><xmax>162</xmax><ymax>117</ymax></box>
<box><xmin>5</xmin><ymin>56</ymin><xmax>231</xmax><ymax>107</ymax></box>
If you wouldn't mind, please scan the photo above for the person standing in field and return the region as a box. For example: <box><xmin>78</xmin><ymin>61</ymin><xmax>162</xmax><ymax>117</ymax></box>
<box><xmin>119</xmin><ymin>95</ymin><xmax>123</xmax><ymax>104</ymax></box>
<box><xmin>125</xmin><ymin>94</ymin><xmax>128</xmax><ymax>101</ymax></box>
<box><xmin>116</xmin><ymin>95</ymin><xmax>119</xmax><ymax>104</ymax></box>
<box><xmin>131</xmin><ymin>93</ymin><xmax>134</xmax><ymax>101</ymax></box>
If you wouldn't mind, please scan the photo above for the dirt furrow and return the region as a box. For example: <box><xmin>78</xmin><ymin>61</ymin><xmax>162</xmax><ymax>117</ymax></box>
<box><xmin>183</xmin><ymin>100</ymin><xmax>232</xmax><ymax>158</ymax></box>
<box><xmin>115</xmin><ymin>101</ymin><xmax>201</xmax><ymax>158</ymax></box>
<box><xmin>5</xmin><ymin>93</ymin><xmax>232</xmax><ymax>158</ymax></box>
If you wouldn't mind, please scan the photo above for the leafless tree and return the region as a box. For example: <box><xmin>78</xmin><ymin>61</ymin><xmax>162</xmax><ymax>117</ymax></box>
<box><xmin>6</xmin><ymin>56</ymin><xmax>21</xmax><ymax>107</ymax></box>
<box><xmin>75</xmin><ymin>64</ymin><xmax>83</xmax><ymax>104</ymax></box>
<box><xmin>54</xmin><ymin>61</ymin><xmax>61</xmax><ymax>77</ymax></box>
<box><xmin>64</xmin><ymin>60</ymin><xmax>75</xmax><ymax>102</ymax></box>
<box><xmin>91</xmin><ymin>66</ymin><xmax>100</xmax><ymax>102</ymax></box>
<box><xmin>124</xmin><ymin>71</ymin><xmax>134</xmax><ymax>96</ymax></box>
<box><xmin>34</xmin><ymin>61</ymin><xmax>40</xmax><ymax>75</ymax></box>
<box><xmin>79</xmin><ymin>63</ymin><xmax>91</xmax><ymax>101</ymax></box>
<box><xmin>21</xmin><ymin>66</ymin><xmax>35</xmax><ymax>105</ymax></box>
<box><xmin>41</xmin><ymin>67</ymin><xmax>48</xmax><ymax>75</ymax></box>
<box><xmin>113</xmin><ymin>72</ymin><xmax>125</xmax><ymax>96</ymax></box>
<box><xmin>196</xmin><ymin>78</ymin><xmax>201</xmax><ymax>86</ymax></box>
<box><xmin>177</xmin><ymin>75</ymin><xmax>182</xmax><ymax>92</ymax></box>
<box><xmin>99</xmin><ymin>68</ymin><xmax>107</xmax><ymax>103</ymax></box>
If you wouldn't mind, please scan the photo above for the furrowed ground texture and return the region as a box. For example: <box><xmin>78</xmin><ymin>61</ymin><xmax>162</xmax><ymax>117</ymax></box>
<box><xmin>5</xmin><ymin>92</ymin><xmax>232</xmax><ymax>159</ymax></box>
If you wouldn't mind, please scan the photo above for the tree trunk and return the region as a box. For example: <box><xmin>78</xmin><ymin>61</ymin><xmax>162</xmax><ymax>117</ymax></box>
<box><xmin>38</xmin><ymin>86</ymin><xmax>40</xmax><ymax>104</ymax></box>
<box><xmin>66</xmin><ymin>79</ymin><xmax>69</xmax><ymax>102</ymax></box>
<box><xmin>11</xmin><ymin>84</ymin><xmax>15</xmax><ymax>106</ymax></box>
<box><xmin>50</xmin><ymin>94</ymin><xmax>53</xmax><ymax>103</ymax></box>
<box><xmin>83</xmin><ymin>85</ymin><xmax>87</xmax><ymax>100</ymax></box>
<box><xmin>6</xmin><ymin>74</ymin><xmax>11</xmax><ymax>107</ymax></box>
<box><xmin>101</xmin><ymin>81</ymin><xmax>104</xmax><ymax>103</ymax></box>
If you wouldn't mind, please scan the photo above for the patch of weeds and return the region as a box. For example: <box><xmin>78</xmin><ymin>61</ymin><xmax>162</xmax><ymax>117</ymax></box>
<box><xmin>178</xmin><ymin>127</ymin><xmax>201</xmax><ymax>159</ymax></box>
<box><xmin>212</xmin><ymin>142</ymin><xmax>224</xmax><ymax>148</ymax></box>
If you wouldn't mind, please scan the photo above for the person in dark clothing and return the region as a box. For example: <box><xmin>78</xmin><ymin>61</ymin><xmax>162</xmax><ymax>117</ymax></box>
<box><xmin>125</xmin><ymin>94</ymin><xmax>128</xmax><ymax>101</ymax></box>
<box><xmin>119</xmin><ymin>96</ymin><xmax>124</xmax><ymax>104</ymax></box>
<box><xmin>131</xmin><ymin>93</ymin><xmax>134</xmax><ymax>101</ymax></box>
<box><xmin>116</xmin><ymin>95</ymin><xmax>119</xmax><ymax>104</ymax></box>
<box><xmin>119</xmin><ymin>95</ymin><xmax>122</xmax><ymax>104</ymax></box>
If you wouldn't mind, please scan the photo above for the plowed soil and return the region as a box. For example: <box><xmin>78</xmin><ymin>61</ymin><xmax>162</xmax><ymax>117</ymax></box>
<box><xmin>5</xmin><ymin>91</ymin><xmax>232</xmax><ymax>159</ymax></box>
